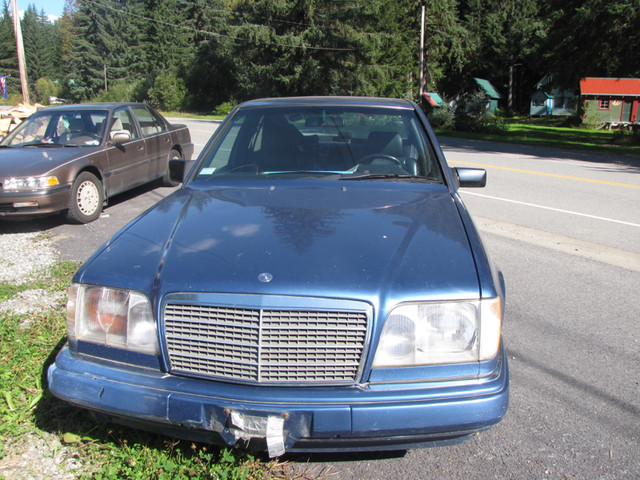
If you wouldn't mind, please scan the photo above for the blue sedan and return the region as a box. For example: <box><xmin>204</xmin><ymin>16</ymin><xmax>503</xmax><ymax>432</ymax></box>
<box><xmin>48</xmin><ymin>96</ymin><xmax>508</xmax><ymax>456</ymax></box>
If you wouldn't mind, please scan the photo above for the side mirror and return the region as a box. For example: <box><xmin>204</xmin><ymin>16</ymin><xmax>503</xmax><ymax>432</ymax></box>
<box><xmin>110</xmin><ymin>130</ymin><xmax>131</xmax><ymax>145</ymax></box>
<box><xmin>169</xmin><ymin>159</ymin><xmax>195</xmax><ymax>184</ymax></box>
<box><xmin>454</xmin><ymin>167</ymin><xmax>486</xmax><ymax>188</ymax></box>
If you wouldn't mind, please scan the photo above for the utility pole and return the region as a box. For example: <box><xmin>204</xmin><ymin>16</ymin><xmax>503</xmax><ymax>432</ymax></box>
<box><xmin>419</xmin><ymin>5</ymin><xmax>426</xmax><ymax>99</ymax></box>
<box><xmin>508</xmin><ymin>63</ymin><xmax>522</xmax><ymax>113</ymax></box>
<box><xmin>9</xmin><ymin>0</ymin><xmax>30</xmax><ymax>104</ymax></box>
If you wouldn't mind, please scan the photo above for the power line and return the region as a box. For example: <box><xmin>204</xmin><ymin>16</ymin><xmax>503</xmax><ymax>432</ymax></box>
<box><xmin>83</xmin><ymin>0</ymin><xmax>355</xmax><ymax>52</ymax></box>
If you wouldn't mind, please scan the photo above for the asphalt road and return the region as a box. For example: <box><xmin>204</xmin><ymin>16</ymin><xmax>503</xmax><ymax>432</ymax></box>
<box><xmin>2</xmin><ymin>119</ymin><xmax>639</xmax><ymax>479</ymax></box>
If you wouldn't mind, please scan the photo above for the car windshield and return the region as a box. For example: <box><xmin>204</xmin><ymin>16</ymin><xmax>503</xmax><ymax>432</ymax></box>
<box><xmin>194</xmin><ymin>105</ymin><xmax>443</xmax><ymax>182</ymax></box>
<box><xmin>1</xmin><ymin>109</ymin><xmax>109</xmax><ymax>147</ymax></box>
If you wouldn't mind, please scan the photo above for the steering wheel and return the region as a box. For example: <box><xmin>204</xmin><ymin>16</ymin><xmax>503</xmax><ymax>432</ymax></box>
<box><xmin>358</xmin><ymin>153</ymin><xmax>403</xmax><ymax>167</ymax></box>
<box><xmin>61</xmin><ymin>131</ymin><xmax>101</xmax><ymax>145</ymax></box>
<box><xmin>72</xmin><ymin>132</ymin><xmax>101</xmax><ymax>141</ymax></box>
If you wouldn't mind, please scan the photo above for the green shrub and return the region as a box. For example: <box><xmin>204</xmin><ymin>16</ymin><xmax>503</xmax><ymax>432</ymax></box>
<box><xmin>454</xmin><ymin>90</ymin><xmax>507</xmax><ymax>134</ymax></box>
<box><xmin>427</xmin><ymin>107</ymin><xmax>454</xmax><ymax>130</ymax></box>
<box><xmin>147</xmin><ymin>71</ymin><xmax>187</xmax><ymax>112</ymax></box>
<box><xmin>561</xmin><ymin>115</ymin><xmax>583</xmax><ymax>127</ymax></box>
<box><xmin>477</xmin><ymin>115</ymin><xmax>507</xmax><ymax>134</ymax></box>
<box><xmin>34</xmin><ymin>77</ymin><xmax>63</xmax><ymax>105</ymax></box>
<box><xmin>612</xmin><ymin>128</ymin><xmax>640</xmax><ymax>146</ymax></box>
<box><xmin>582</xmin><ymin>101</ymin><xmax>605</xmax><ymax>129</ymax></box>
<box><xmin>214</xmin><ymin>101</ymin><xmax>236</xmax><ymax>116</ymax></box>
<box><xmin>0</xmin><ymin>92</ymin><xmax>25</xmax><ymax>106</ymax></box>
<box><xmin>91</xmin><ymin>80</ymin><xmax>141</xmax><ymax>103</ymax></box>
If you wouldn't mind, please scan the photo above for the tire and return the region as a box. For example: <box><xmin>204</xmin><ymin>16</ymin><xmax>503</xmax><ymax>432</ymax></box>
<box><xmin>66</xmin><ymin>172</ymin><xmax>104</xmax><ymax>224</ymax></box>
<box><xmin>162</xmin><ymin>149</ymin><xmax>182</xmax><ymax>187</ymax></box>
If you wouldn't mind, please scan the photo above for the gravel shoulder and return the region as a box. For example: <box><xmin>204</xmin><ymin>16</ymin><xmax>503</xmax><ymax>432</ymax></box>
<box><xmin>0</xmin><ymin>231</ymin><xmax>81</xmax><ymax>480</ymax></box>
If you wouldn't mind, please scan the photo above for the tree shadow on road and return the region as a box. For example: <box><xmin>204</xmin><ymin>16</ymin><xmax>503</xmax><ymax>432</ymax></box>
<box><xmin>439</xmin><ymin>136</ymin><xmax>640</xmax><ymax>173</ymax></box>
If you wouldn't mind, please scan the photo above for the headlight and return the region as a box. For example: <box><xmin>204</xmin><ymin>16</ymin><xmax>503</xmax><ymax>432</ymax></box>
<box><xmin>3</xmin><ymin>176</ymin><xmax>59</xmax><ymax>190</ymax></box>
<box><xmin>67</xmin><ymin>284</ymin><xmax>159</xmax><ymax>355</ymax></box>
<box><xmin>372</xmin><ymin>298</ymin><xmax>502</xmax><ymax>367</ymax></box>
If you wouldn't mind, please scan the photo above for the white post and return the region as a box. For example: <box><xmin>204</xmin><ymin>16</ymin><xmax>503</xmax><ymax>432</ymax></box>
<box><xmin>419</xmin><ymin>5</ymin><xmax>425</xmax><ymax>98</ymax></box>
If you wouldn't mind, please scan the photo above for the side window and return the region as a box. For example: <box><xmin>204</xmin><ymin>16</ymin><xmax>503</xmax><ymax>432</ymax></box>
<box><xmin>131</xmin><ymin>105</ymin><xmax>165</xmax><ymax>136</ymax></box>
<box><xmin>196</xmin><ymin>115</ymin><xmax>246</xmax><ymax>176</ymax></box>
<box><xmin>110</xmin><ymin>109</ymin><xmax>139</xmax><ymax>139</ymax></box>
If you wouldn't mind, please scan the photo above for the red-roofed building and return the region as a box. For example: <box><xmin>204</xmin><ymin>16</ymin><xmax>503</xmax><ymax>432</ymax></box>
<box><xmin>580</xmin><ymin>77</ymin><xmax>640</xmax><ymax>123</ymax></box>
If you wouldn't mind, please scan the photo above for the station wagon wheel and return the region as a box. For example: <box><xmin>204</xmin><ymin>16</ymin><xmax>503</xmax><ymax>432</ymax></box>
<box><xmin>162</xmin><ymin>149</ymin><xmax>182</xmax><ymax>187</ymax></box>
<box><xmin>66</xmin><ymin>171</ymin><xmax>104</xmax><ymax>224</ymax></box>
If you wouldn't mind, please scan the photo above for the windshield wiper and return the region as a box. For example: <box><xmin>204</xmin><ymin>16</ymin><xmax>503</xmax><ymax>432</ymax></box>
<box><xmin>16</xmin><ymin>141</ymin><xmax>66</xmax><ymax>148</ymax></box>
<box><xmin>262</xmin><ymin>169</ymin><xmax>347</xmax><ymax>176</ymax></box>
<box><xmin>341</xmin><ymin>173</ymin><xmax>428</xmax><ymax>181</ymax></box>
<box><xmin>32</xmin><ymin>143</ymin><xmax>68</xmax><ymax>147</ymax></box>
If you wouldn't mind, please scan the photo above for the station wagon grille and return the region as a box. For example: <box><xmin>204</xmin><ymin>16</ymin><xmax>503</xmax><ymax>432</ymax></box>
<box><xmin>163</xmin><ymin>301</ymin><xmax>369</xmax><ymax>384</ymax></box>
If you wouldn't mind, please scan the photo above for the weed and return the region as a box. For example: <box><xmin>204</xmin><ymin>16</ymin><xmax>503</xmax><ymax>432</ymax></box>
<box><xmin>0</xmin><ymin>283</ymin><xmax>27</xmax><ymax>302</ymax></box>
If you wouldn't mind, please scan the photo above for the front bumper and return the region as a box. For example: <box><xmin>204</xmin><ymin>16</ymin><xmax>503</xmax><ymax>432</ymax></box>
<box><xmin>0</xmin><ymin>184</ymin><xmax>71</xmax><ymax>216</ymax></box>
<box><xmin>48</xmin><ymin>344</ymin><xmax>509</xmax><ymax>455</ymax></box>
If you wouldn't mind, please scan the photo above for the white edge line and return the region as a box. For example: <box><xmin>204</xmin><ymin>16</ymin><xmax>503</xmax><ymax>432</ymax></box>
<box><xmin>463</xmin><ymin>191</ymin><xmax>640</xmax><ymax>228</ymax></box>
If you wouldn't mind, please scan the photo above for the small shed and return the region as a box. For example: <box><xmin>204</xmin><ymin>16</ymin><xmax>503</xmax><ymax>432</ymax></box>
<box><xmin>530</xmin><ymin>75</ymin><xmax>576</xmax><ymax>116</ymax></box>
<box><xmin>580</xmin><ymin>77</ymin><xmax>640</xmax><ymax>125</ymax></box>
<box><xmin>473</xmin><ymin>78</ymin><xmax>504</xmax><ymax>114</ymax></box>
<box><xmin>422</xmin><ymin>92</ymin><xmax>444</xmax><ymax>108</ymax></box>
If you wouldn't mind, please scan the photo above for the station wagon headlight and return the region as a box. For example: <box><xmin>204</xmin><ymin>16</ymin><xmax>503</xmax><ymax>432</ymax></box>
<box><xmin>3</xmin><ymin>176</ymin><xmax>59</xmax><ymax>190</ymax></box>
<box><xmin>67</xmin><ymin>284</ymin><xmax>159</xmax><ymax>355</ymax></box>
<box><xmin>372</xmin><ymin>298</ymin><xmax>502</xmax><ymax>367</ymax></box>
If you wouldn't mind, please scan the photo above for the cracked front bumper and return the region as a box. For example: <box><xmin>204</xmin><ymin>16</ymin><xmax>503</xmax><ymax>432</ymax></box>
<box><xmin>48</xmin><ymin>344</ymin><xmax>509</xmax><ymax>455</ymax></box>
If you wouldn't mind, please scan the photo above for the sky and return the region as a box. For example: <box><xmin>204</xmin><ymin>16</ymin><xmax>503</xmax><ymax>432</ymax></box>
<box><xmin>19</xmin><ymin>0</ymin><xmax>65</xmax><ymax>21</ymax></box>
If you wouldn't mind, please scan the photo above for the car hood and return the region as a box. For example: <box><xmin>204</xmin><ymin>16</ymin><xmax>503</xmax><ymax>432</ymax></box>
<box><xmin>79</xmin><ymin>180</ymin><xmax>480</xmax><ymax>304</ymax></box>
<box><xmin>0</xmin><ymin>146</ymin><xmax>98</xmax><ymax>177</ymax></box>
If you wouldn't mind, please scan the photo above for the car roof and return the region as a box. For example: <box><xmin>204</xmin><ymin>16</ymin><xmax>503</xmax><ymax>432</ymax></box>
<box><xmin>37</xmin><ymin>102</ymin><xmax>147</xmax><ymax>112</ymax></box>
<box><xmin>238</xmin><ymin>96</ymin><xmax>417</xmax><ymax>110</ymax></box>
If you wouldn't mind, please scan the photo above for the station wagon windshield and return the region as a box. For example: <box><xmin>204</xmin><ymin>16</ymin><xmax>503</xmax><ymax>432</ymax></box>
<box><xmin>2</xmin><ymin>110</ymin><xmax>109</xmax><ymax>147</ymax></box>
<box><xmin>195</xmin><ymin>106</ymin><xmax>443</xmax><ymax>182</ymax></box>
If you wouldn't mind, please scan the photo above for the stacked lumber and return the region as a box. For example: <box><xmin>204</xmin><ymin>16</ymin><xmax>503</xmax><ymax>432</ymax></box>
<box><xmin>0</xmin><ymin>103</ymin><xmax>44</xmax><ymax>137</ymax></box>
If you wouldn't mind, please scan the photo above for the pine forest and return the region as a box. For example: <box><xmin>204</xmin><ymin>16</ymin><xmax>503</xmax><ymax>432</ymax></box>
<box><xmin>1</xmin><ymin>0</ymin><xmax>639</xmax><ymax>114</ymax></box>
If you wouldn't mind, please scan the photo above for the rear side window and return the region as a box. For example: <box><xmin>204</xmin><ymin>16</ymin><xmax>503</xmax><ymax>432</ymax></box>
<box><xmin>131</xmin><ymin>105</ymin><xmax>165</xmax><ymax>136</ymax></box>
<box><xmin>111</xmin><ymin>109</ymin><xmax>139</xmax><ymax>139</ymax></box>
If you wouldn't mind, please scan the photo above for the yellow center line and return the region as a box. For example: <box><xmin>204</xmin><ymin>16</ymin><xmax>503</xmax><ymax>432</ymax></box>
<box><xmin>451</xmin><ymin>160</ymin><xmax>640</xmax><ymax>189</ymax></box>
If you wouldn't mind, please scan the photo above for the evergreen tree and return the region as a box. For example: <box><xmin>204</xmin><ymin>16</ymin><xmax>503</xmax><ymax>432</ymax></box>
<box><xmin>455</xmin><ymin>0</ymin><xmax>547</xmax><ymax>111</ymax></box>
<box><xmin>134</xmin><ymin>0</ymin><xmax>194</xmax><ymax>74</ymax></box>
<box><xmin>64</xmin><ymin>0</ymin><xmax>140</xmax><ymax>101</ymax></box>
<box><xmin>65</xmin><ymin>4</ymin><xmax>110</xmax><ymax>100</ymax></box>
<box><xmin>0</xmin><ymin>1</ymin><xmax>19</xmax><ymax>98</ymax></box>
<box><xmin>423</xmin><ymin>0</ymin><xmax>469</xmax><ymax>93</ymax></box>
<box><xmin>57</xmin><ymin>0</ymin><xmax>77</xmax><ymax>68</ymax></box>
<box><xmin>184</xmin><ymin>0</ymin><xmax>236</xmax><ymax>109</ymax></box>
<box><xmin>543</xmin><ymin>0</ymin><xmax>640</xmax><ymax>87</ymax></box>
<box><xmin>187</xmin><ymin>0</ymin><xmax>426</xmax><ymax>107</ymax></box>
<box><xmin>21</xmin><ymin>5</ymin><xmax>59</xmax><ymax>98</ymax></box>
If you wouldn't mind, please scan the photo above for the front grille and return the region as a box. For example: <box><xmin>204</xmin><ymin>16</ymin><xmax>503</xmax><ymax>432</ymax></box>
<box><xmin>163</xmin><ymin>297</ymin><xmax>370</xmax><ymax>385</ymax></box>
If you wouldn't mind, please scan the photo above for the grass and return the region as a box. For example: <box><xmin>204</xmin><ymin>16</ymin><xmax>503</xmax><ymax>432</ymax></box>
<box><xmin>161</xmin><ymin>111</ymin><xmax>226</xmax><ymax>121</ymax></box>
<box><xmin>437</xmin><ymin>117</ymin><xmax>640</xmax><ymax>156</ymax></box>
<box><xmin>0</xmin><ymin>259</ymin><xmax>310</xmax><ymax>479</ymax></box>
